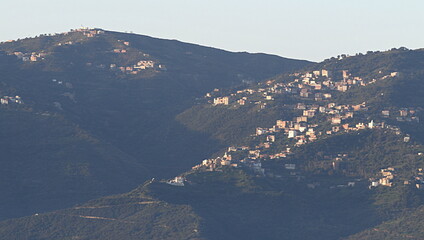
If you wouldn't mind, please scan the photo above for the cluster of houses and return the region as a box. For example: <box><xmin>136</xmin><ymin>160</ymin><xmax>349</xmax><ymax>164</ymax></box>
<box><xmin>191</xmin><ymin>147</ymin><xmax>271</xmax><ymax>177</ymax></box>
<box><xmin>72</xmin><ymin>28</ymin><xmax>105</xmax><ymax>38</ymax></box>
<box><xmin>213</xmin><ymin>97</ymin><xmax>229</xmax><ymax>105</ymax></box>
<box><xmin>204</xmin><ymin>68</ymin><xmax>418</xmax><ymax>149</ymax></box>
<box><xmin>86</xmin><ymin>39</ymin><xmax>167</xmax><ymax>75</ymax></box>
<box><xmin>369</xmin><ymin>168</ymin><xmax>424</xmax><ymax>190</ymax></box>
<box><xmin>208</xmin><ymin>68</ymin><xmax>400</xmax><ymax>108</ymax></box>
<box><xmin>1</xmin><ymin>96</ymin><xmax>23</xmax><ymax>105</ymax></box>
<box><xmin>404</xmin><ymin>168</ymin><xmax>424</xmax><ymax>189</ymax></box>
<box><xmin>85</xmin><ymin>56</ymin><xmax>164</xmax><ymax>75</ymax></box>
<box><xmin>164</xmin><ymin>68</ymin><xmax>421</xmax><ymax>188</ymax></box>
<box><xmin>369</xmin><ymin>168</ymin><xmax>396</xmax><ymax>188</ymax></box>
<box><xmin>167</xmin><ymin>176</ymin><xmax>185</xmax><ymax>186</ymax></box>
<box><xmin>165</xmin><ymin>69</ymin><xmax>418</xmax><ymax>189</ymax></box>
<box><xmin>107</xmin><ymin>60</ymin><xmax>166</xmax><ymax>75</ymax></box>
<box><xmin>381</xmin><ymin>107</ymin><xmax>420</xmax><ymax>123</ymax></box>
<box><xmin>11</xmin><ymin>51</ymin><xmax>47</xmax><ymax>62</ymax></box>
<box><xmin>5</xmin><ymin>28</ymin><xmax>168</xmax><ymax>78</ymax></box>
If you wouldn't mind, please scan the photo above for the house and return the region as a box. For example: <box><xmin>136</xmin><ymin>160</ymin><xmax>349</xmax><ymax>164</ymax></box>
<box><xmin>379</xmin><ymin>178</ymin><xmax>392</xmax><ymax>187</ymax></box>
<box><xmin>391</xmin><ymin>72</ymin><xmax>399</xmax><ymax>77</ymax></box>
<box><xmin>303</xmin><ymin>109</ymin><xmax>315</xmax><ymax>118</ymax></box>
<box><xmin>331</xmin><ymin>117</ymin><xmax>341</xmax><ymax>125</ymax></box>
<box><xmin>288</xmin><ymin>130</ymin><xmax>297</xmax><ymax>138</ymax></box>
<box><xmin>323</xmin><ymin>93</ymin><xmax>332</xmax><ymax>99</ymax></box>
<box><xmin>382</xmin><ymin>110</ymin><xmax>390</xmax><ymax>117</ymax></box>
<box><xmin>300</xmin><ymin>91</ymin><xmax>309</xmax><ymax>98</ymax></box>
<box><xmin>167</xmin><ymin>176</ymin><xmax>185</xmax><ymax>186</ymax></box>
<box><xmin>276</xmin><ymin>120</ymin><xmax>285</xmax><ymax>128</ymax></box>
<box><xmin>285</xmin><ymin>164</ymin><xmax>296</xmax><ymax>170</ymax></box>
<box><xmin>30</xmin><ymin>55</ymin><xmax>38</xmax><ymax>62</ymax></box>
<box><xmin>296</xmin><ymin>116</ymin><xmax>308</xmax><ymax>123</ymax></box>
<box><xmin>328</xmin><ymin>102</ymin><xmax>336</xmax><ymax>108</ymax></box>
<box><xmin>249</xmin><ymin>150</ymin><xmax>260</xmax><ymax>158</ymax></box>
<box><xmin>228</xmin><ymin>146</ymin><xmax>237</xmax><ymax>152</ymax></box>
<box><xmin>266</xmin><ymin>135</ymin><xmax>275</xmax><ymax>142</ymax></box>
<box><xmin>221</xmin><ymin>160</ymin><xmax>231</xmax><ymax>166</ymax></box>
<box><xmin>342</xmin><ymin>70</ymin><xmax>350</xmax><ymax>80</ymax></box>
<box><xmin>238</xmin><ymin>99</ymin><xmax>246</xmax><ymax>105</ymax></box>
<box><xmin>256</xmin><ymin>127</ymin><xmax>268</xmax><ymax>135</ymax></box>
<box><xmin>295</xmin><ymin>123</ymin><xmax>308</xmax><ymax>132</ymax></box>
<box><xmin>368</xmin><ymin>120</ymin><xmax>375</xmax><ymax>129</ymax></box>
<box><xmin>399</xmin><ymin>109</ymin><xmax>408</xmax><ymax>117</ymax></box>
<box><xmin>321</xmin><ymin>69</ymin><xmax>330</xmax><ymax>77</ymax></box>
<box><xmin>343</xmin><ymin>112</ymin><xmax>354</xmax><ymax>119</ymax></box>
<box><xmin>297</xmin><ymin>103</ymin><xmax>306</xmax><ymax>110</ymax></box>
<box><xmin>276</xmin><ymin>120</ymin><xmax>292</xmax><ymax>129</ymax></box>
<box><xmin>136</xmin><ymin>60</ymin><xmax>155</xmax><ymax>68</ymax></box>
<box><xmin>13</xmin><ymin>52</ymin><xmax>24</xmax><ymax>59</ymax></box>
<box><xmin>213</xmin><ymin>97</ymin><xmax>229</xmax><ymax>105</ymax></box>
<box><xmin>337</xmin><ymin>85</ymin><xmax>348</xmax><ymax>92</ymax></box>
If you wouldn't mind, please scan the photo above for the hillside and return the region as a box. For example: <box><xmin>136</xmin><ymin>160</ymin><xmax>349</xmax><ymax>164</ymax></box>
<box><xmin>345</xmin><ymin>206</ymin><xmax>424</xmax><ymax>240</ymax></box>
<box><xmin>1</xmin><ymin>163</ymin><xmax>422</xmax><ymax>240</ymax></box>
<box><xmin>0</xmin><ymin>170</ymin><xmax>382</xmax><ymax>240</ymax></box>
<box><xmin>2</xmin><ymin>48</ymin><xmax>424</xmax><ymax>239</ymax></box>
<box><xmin>0</xmin><ymin>28</ymin><xmax>311</xmax><ymax>220</ymax></box>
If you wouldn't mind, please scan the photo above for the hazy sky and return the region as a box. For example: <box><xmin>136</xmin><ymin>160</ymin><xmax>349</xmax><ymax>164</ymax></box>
<box><xmin>1</xmin><ymin>0</ymin><xmax>423</xmax><ymax>61</ymax></box>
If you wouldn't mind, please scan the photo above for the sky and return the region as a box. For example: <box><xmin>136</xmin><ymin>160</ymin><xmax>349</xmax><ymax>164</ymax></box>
<box><xmin>1</xmin><ymin>0</ymin><xmax>423</xmax><ymax>62</ymax></box>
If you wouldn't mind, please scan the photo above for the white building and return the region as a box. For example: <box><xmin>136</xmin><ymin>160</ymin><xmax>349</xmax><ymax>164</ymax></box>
<box><xmin>288</xmin><ymin>130</ymin><xmax>297</xmax><ymax>138</ymax></box>
<box><xmin>167</xmin><ymin>176</ymin><xmax>185</xmax><ymax>186</ymax></box>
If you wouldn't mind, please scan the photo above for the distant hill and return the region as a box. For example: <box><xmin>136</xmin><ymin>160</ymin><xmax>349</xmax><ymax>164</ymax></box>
<box><xmin>0</xmin><ymin>28</ymin><xmax>311</xmax><ymax>220</ymax></box>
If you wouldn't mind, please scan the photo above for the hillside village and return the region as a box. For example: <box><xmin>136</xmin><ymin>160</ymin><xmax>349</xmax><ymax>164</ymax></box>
<box><xmin>5</xmin><ymin>28</ymin><xmax>166</xmax><ymax>76</ymax></box>
<box><xmin>0</xmin><ymin>95</ymin><xmax>23</xmax><ymax>105</ymax></box>
<box><xmin>170</xmin><ymin>69</ymin><xmax>423</xmax><ymax>190</ymax></box>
